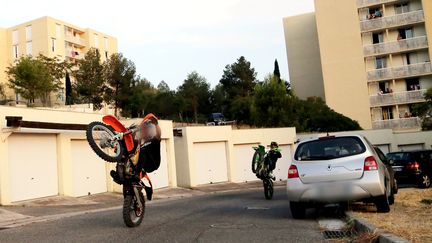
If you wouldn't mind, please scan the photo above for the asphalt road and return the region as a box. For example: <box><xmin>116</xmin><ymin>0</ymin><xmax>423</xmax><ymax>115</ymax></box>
<box><xmin>0</xmin><ymin>187</ymin><xmax>326</xmax><ymax>243</ymax></box>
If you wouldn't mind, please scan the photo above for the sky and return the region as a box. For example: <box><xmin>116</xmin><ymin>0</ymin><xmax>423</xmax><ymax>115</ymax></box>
<box><xmin>1</xmin><ymin>0</ymin><xmax>315</xmax><ymax>89</ymax></box>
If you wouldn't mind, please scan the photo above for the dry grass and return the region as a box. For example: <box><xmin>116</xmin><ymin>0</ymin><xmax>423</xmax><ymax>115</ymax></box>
<box><xmin>351</xmin><ymin>188</ymin><xmax>432</xmax><ymax>243</ymax></box>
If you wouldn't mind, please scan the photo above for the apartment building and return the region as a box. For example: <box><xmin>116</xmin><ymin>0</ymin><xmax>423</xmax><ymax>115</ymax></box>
<box><xmin>283</xmin><ymin>0</ymin><xmax>432</xmax><ymax>131</ymax></box>
<box><xmin>0</xmin><ymin>16</ymin><xmax>118</xmax><ymax>106</ymax></box>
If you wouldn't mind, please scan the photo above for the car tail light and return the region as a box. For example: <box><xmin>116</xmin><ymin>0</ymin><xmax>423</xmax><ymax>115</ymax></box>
<box><xmin>288</xmin><ymin>165</ymin><xmax>299</xmax><ymax>178</ymax></box>
<box><xmin>407</xmin><ymin>162</ymin><xmax>420</xmax><ymax>170</ymax></box>
<box><xmin>364</xmin><ymin>156</ymin><xmax>378</xmax><ymax>171</ymax></box>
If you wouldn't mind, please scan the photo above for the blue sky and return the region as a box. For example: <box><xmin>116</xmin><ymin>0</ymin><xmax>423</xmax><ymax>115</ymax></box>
<box><xmin>1</xmin><ymin>0</ymin><xmax>315</xmax><ymax>89</ymax></box>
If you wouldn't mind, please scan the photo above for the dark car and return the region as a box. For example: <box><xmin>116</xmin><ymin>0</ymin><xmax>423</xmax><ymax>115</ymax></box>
<box><xmin>386</xmin><ymin>150</ymin><xmax>432</xmax><ymax>188</ymax></box>
<box><xmin>208</xmin><ymin>113</ymin><xmax>226</xmax><ymax>125</ymax></box>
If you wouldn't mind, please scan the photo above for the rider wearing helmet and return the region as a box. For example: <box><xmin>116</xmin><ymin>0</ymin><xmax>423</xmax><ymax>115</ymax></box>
<box><xmin>265</xmin><ymin>142</ymin><xmax>282</xmax><ymax>179</ymax></box>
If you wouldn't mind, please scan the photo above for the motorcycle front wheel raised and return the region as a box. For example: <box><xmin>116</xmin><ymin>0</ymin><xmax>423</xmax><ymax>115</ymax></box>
<box><xmin>123</xmin><ymin>190</ymin><xmax>145</xmax><ymax>227</ymax></box>
<box><xmin>86</xmin><ymin>121</ymin><xmax>125</xmax><ymax>162</ymax></box>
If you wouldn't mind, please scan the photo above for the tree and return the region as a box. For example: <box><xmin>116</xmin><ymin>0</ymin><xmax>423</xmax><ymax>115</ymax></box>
<box><xmin>36</xmin><ymin>55</ymin><xmax>68</xmax><ymax>105</ymax></box>
<box><xmin>157</xmin><ymin>81</ymin><xmax>170</xmax><ymax>93</ymax></box>
<box><xmin>0</xmin><ymin>83</ymin><xmax>6</xmax><ymax>100</ymax></box>
<box><xmin>122</xmin><ymin>78</ymin><xmax>156</xmax><ymax>118</ymax></box>
<box><xmin>413</xmin><ymin>88</ymin><xmax>432</xmax><ymax>130</ymax></box>
<box><xmin>104</xmin><ymin>53</ymin><xmax>137</xmax><ymax>116</ymax></box>
<box><xmin>65</xmin><ymin>72</ymin><xmax>73</xmax><ymax>105</ymax></box>
<box><xmin>177</xmin><ymin>71</ymin><xmax>211</xmax><ymax>123</ymax></box>
<box><xmin>252</xmin><ymin>74</ymin><xmax>295</xmax><ymax>127</ymax></box>
<box><xmin>218</xmin><ymin>56</ymin><xmax>258</xmax><ymax>124</ymax></box>
<box><xmin>6</xmin><ymin>56</ymin><xmax>64</xmax><ymax>106</ymax></box>
<box><xmin>74</xmin><ymin>48</ymin><xmax>105</xmax><ymax>110</ymax></box>
<box><xmin>273</xmin><ymin>59</ymin><xmax>281</xmax><ymax>83</ymax></box>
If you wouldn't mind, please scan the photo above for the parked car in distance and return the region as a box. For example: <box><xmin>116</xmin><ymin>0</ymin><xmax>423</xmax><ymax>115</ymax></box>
<box><xmin>386</xmin><ymin>150</ymin><xmax>432</xmax><ymax>188</ymax></box>
<box><xmin>287</xmin><ymin>135</ymin><xmax>397</xmax><ymax>219</ymax></box>
<box><xmin>207</xmin><ymin>113</ymin><xmax>226</xmax><ymax>126</ymax></box>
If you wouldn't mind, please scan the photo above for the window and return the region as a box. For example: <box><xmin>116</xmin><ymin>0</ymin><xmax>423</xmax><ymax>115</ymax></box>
<box><xmin>379</xmin><ymin>81</ymin><xmax>391</xmax><ymax>93</ymax></box>
<box><xmin>294</xmin><ymin>137</ymin><xmax>366</xmax><ymax>161</ymax></box>
<box><xmin>395</xmin><ymin>3</ymin><xmax>409</xmax><ymax>14</ymax></box>
<box><xmin>12</xmin><ymin>45</ymin><xmax>19</xmax><ymax>58</ymax></box>
<box><xmin>12</xmin><ymin>30</ymin><xmax>18</xmax><ymax>45</ymax></box>
<box><xmin>51</xmin><ymin>38</ymin><xmax>56</xmax><ymax>52</ymax></box>
<box><xmin>25</xmin><ymin>25</ymin><xmax>32</xmax><ymax>41</ymax></box>
<box><xmin>375</xmin><ymin>57</ymin><xmax>387</xmax><ymax>69</ymax></box>
<box><xmin>398</xmin><ymin>28</ymin><xmax>413</xmax><ymax>40</ymax></box>
<box><xmin>372</xmin><ymin>32</ymin><xmax>384</xmax><ymax>44</ymax></box>
<box><xmin>26</xmin><ymin>42</ymin><xmax>32</xmax><ymax>56</ymax></box>
<box><xmin>104</xmin><ymin>37</ymin><xmax>109</xmax><ymax>49</ymax></box>
<box><xmin>56</xmin><ymin>24</ymin><xmax>61</xmax><ymax>38</ymax></box>
<box><xmin>94</xmin><ymin>34</ymin><xmax>99</xmax><ymax>47</ymax></box>
<box><xmin>406</xmin><ymin>78</ymin><xmax>420</xmax><ymax>91</ymax></box>
<box><xmin>382</xmin><ymin>106</ymin><xmax>394</xmax><ymax>120</ymax></box>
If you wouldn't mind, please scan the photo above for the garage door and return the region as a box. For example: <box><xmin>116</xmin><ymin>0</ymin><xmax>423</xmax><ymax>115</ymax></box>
<box><xmin>375</xmin><ymin>144</ymin><xmax>390</xmax><ymax>154</ymax></box>
<box><xmin>398</xmin><ymin>143</ymin><xmax>424</xmax><ymax>151</ymax></box>
<box><xmin>273</xmin><ymin>145</ymin><xmax>292</xmax><ymax>181</ymax></box>
<box><xmin>8</xmin><ymin>134</ymin><xmax>58</xmax><ymax>202</ymax></box>
<box><xmin>71</xmin><ymin>140</ymin><xmax>107</xmax><ymax>197</ymax></box>
<box><xmin>194</xmin><ymin>142</ymin><xmax>228</xmax><ymax>185</ymax></box>
<box><xmin>148</xmin><ymin>139</ymin><xmax>169</xmax><ymax>189</ymax></box>
<box><xmin>233</xmin><ymin>143</ymin><xmax>259</xmax><ymax>183</ymax></box>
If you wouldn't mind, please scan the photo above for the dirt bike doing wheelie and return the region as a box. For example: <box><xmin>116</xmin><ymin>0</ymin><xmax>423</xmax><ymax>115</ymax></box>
<box><xmin>86</xmin><ymin>114</ymin><xmax>156</xmax><ymax>227</ymax></box>
<box><xmin>251</xmin><ymin>144</ymin><xmax>281</xmax><ymax>200</ymax></box>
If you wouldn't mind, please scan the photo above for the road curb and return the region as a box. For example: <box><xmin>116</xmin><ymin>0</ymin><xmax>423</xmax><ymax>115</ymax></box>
<box><xmin>346</xmin><ymin>212</ymin><xmax>409</xmax><ymax>243</ymax></box>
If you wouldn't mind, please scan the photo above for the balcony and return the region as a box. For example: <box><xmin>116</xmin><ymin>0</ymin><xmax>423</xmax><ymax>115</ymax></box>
<box><xmin>360</xmin><ymin>10</ymin><xmax>425</xmax><ymax>32</ymax></box>
<box><xmin>370</xmin><ymin>89</ymin><xmax>426</xmax><ymax>107</ymax></box>
<box><xmin>372</xmin><ymin>117</ymin><xmax>421</xmax><ymax>130</ymax></box>
<box><xmin>357</xmin><ymin>0</ymin><xmax>399</xmax><ymax>9</ymax></box>
<box><xmin>64</xmin><ymin>35</ymin><xmax>86</xmax><ymax>47</ymax></box>
<box><xmin>367</xmin><ymin>62</ymin><xmax>432</xmax><ymax>82</ymax></box>
<box><xmin>65</xmin><ymin>48</ymin><xmax>84</xmax><ymax>60</ymax></box>
<box><xmin>363</xmin><ymin>36</ymin><xmax>428</xmax><ymax>57</ymax></box>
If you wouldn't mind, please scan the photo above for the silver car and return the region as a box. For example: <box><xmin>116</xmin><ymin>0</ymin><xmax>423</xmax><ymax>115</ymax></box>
<box><xmin>287</xmin><ymin>135</ymin><xmax>396</xmax><ymax>218</ymax></box>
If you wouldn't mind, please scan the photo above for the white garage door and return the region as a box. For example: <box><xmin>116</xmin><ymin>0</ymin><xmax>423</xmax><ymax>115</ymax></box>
<box><xmin>273</xmin><ymin>145</ymin><xmax>292</xmax><ymax>181</ymax></box>
<box><xmin>71</xmin><ymin>140</ymin><xmax>107</xmax><ymax>197</ymax></box>
<box><xmin>8</xmin><ymin>134</ymin><xmax>58</xmax><ymax>202</ymax></box>
<box><xmin>233</xmin><ymin>143</ymin><xmax>260</xmax><ymax>183</ymax></box>
<box><xmin>148</xmin><ymin>139</ymin><xmax>169</xmax><ymax>189</ymax></box>
<box><xmin>194</xmin><ymin>142</ymin><xmax>228</xmax><ymax>185</ymax></box>
<box><xmin>398</xmin><ymin>143</ymin><xmax>424</xmax><ymax>151</ymax></box>
<box><xmin>375</xmin><ymin>144</ymin><xmax>390</xmax><ymax>154</ymax></box>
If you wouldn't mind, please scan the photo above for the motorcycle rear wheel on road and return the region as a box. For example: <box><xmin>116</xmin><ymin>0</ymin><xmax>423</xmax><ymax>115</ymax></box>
<box><xmin>123</xmin><ymin>189</ymin><xmax>145</xmax><ymax>227</ymax></box>
<box><xmin>263</xmin><ymin>179</ymin><xmax>273</xmax><ymax>200</ymax></box>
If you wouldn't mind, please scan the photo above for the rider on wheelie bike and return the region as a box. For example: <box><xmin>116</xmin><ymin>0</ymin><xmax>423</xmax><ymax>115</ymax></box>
<box><xmin>261</xmin><ymin>142</ymin><xmax>282</xmax><ymax>180</ymax></box>
<box><xmin>110</xmin><ymin>114</ymin><xmax>161</xmax><ymax>200</ymax></box>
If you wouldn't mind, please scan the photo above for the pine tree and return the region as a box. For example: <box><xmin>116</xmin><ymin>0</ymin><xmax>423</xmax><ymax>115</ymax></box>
<box><xmin>65</xmin><ymin>72</ymin><xmax>73</xmax><ymax>105</ymax></box>
<box><xmin>273</xmin><ymin>59</ymin><xmax>281</xmax><ymax>83</ymax></box>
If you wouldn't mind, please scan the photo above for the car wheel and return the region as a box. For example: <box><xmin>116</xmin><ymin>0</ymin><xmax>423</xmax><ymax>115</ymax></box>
<box><xmin>375</xmin><ymin>183</ymin><xmax>391</xmax><ymax>213</ymax></box>
<box><xmin>289</xmin><ymin>201</ymin><xmax>306</xmax><ymax>219</ymax></box>
<box><xmin>418</xmin><ymin>174</ymin><xmax>431</xmax><ymax>188</ymax></box>
<box><xmin>393</xmin><ymin>178</ymin><xmax>398</xmax><ymax>194</ymax></box>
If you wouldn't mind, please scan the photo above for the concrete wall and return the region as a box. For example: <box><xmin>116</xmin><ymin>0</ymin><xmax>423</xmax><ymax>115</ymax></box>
<box><xmin>283</xmin><ymin>13</ymin><xmax>325</xmax><ymax>100</ymax></box>
<box><xmin>0</xmin><ymin>107</ymin><xmax>176</xmax><ymax>205</ymax></box>
<box><xmin>174</xmin><ymin>126</ymin><xmax>296</xmax><ymax>187</ymax></box>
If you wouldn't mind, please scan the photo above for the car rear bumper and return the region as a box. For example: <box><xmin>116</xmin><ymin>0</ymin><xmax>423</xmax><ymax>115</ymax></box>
<box><xmin>287</xmin><ymin>171</ymin><xmax>385</xmax><ymax>203</ymax></box>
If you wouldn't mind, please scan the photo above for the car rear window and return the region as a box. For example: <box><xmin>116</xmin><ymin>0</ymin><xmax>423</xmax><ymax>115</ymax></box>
<box><xmin>295</xmin><ymin>137</ymin><xmax>366</xmax><ymax>161</ymax></box>
<box><xmin>386</xmin><ymin>152</ymin><xmax>413</xmax><ymax>163</ymax></box>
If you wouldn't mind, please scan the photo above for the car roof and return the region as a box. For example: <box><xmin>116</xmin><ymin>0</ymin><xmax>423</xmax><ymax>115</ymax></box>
<box><xmin>388</xmin><ymin>150</ymin><xmax>432</xmax><ymax>154</ymax></box>
<box><xmin>297</xmin><ymin>134</ymin><xmax>364</xmax><ymax>145</ymax></box>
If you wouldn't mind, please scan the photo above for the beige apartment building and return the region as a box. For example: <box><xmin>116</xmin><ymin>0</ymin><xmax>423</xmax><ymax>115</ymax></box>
<box><xmin>0</xmin><ymin>16</ymin><xmax>118</xmax><ymax>106</ymax></box>
<box><xmin>284</xmin><ymin>0</ymin><xmax>432</xmax><ymax>131</ymax></box>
